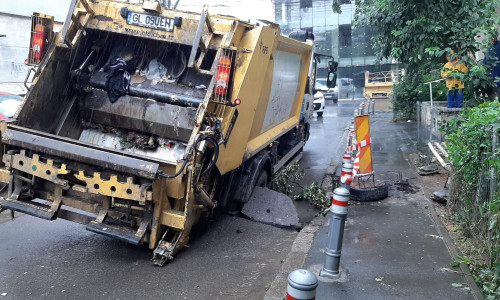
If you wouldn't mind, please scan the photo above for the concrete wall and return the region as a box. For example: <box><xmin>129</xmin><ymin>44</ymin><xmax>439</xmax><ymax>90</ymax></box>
<box><xmin>0</xmin><ymin>13</ymin><xmax>32</xmax><ymax>94</ymax></box>
<box><xmin>418</xmin><ymin>101</ymin><xmax>463</xmax><ymax>141</ymax></box>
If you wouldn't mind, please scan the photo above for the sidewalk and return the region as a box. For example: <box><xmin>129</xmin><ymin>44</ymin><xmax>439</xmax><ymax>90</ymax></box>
<box><xmin>265</xmin><ymin>108</ymin><xmax>480</xmax><ymax>299</ymax></box>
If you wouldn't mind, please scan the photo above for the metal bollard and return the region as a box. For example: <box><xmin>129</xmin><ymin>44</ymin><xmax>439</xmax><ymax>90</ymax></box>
<box><xmin>348</xmin><ymin>125</ymin><xmax>355</xmax><ymax>147</ymax></box>
<box><xmin>359</xmin><ymin>102</ymin><xmax>364</xmax><ymax>115</ymax></box>
<box><xmin>371</xmin><ymin>99</ymin><xmax>375</xmax><ymax>115</ymax></box>
<box><xmin>320</xmin><ymin>187</ymin><xmax>350</xmax><ymax>279</ymax></box>
<box><xmin>367</xmin><ymin>100</ymin><xmax>371</xmax><ymax>115</ymax></box>
<box><xmin>287</xmin><ymin>269</ymin><xmax>318</xmax><ymax>300</ymax></box>
<box><xmin>354</xmin><ymin>109</ymin><xmax>358</xmax><ymax>116</ymax></box>
<box><xmin>339</xmin><ymin>162</ymin><xmax>353</xmax><ymax>188</ymax></box>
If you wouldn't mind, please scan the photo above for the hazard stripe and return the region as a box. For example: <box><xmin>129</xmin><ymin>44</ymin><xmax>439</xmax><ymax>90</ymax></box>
<box><xmin>357</xmin><ymin>137</ymin><xmax>372</xmax><ymax>148</ymax></box>
<box><xmin>332</xmin><ymin>199</ymin><xmax>348</xmax><ymax>207</ymax></box>
<box><xmin>353</xmin><ymin>150</ymin><xmax>361</xmax><ymax>176</ymax></box>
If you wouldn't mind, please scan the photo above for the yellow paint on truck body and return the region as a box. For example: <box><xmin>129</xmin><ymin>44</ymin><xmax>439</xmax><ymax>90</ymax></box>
<box><xmin>0</xmin><ymin>0</ymin><xmax>313</xmax><ymax>263</ymax></box>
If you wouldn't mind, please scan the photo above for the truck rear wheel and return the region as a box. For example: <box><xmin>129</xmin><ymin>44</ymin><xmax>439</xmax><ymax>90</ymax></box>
<box><xmin>255</xmin><ymin>170</ymin><xmax>268</xmax><ymax>188</ymax></box>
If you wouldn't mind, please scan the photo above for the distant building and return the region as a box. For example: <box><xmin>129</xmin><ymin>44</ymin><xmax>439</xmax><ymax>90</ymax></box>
<box><xmin>0</xmin><ymin>12</ymin><xmax>62</xmax><ymax>94</ymax></box>
<box><xmin>272</xmin><ymin>0</ymin><xmax>402</xmax><ymax>99</ymax></box>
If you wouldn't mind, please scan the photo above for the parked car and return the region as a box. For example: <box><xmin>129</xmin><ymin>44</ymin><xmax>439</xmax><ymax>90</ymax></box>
<box><xmin>338</xmin><ymin>78</ymin><xmax>354</xmax><ymax>99</ymax></box>
<box><xmin>0</xmin><ymin>92</ymin><xmax>23</xmax><ymax>120</ymax></box>
<box><xmin>313</xmin><ymin>91</ymin><xmax>325</xmax><ymax>117</ymax></box>
<box><xmin>316</xmin><ymin>78</ymin><xmax>338</xmax><ymax>103</ymax></box>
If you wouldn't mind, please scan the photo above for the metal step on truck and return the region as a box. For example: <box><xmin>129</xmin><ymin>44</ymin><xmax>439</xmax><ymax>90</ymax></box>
<box><xmin>0</xmin><ymin>0</ymin><xmax>336</xmax><ymax>265</ymax></box>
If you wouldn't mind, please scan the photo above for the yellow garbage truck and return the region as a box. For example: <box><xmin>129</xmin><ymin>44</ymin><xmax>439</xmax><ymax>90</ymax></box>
<box><xmin>0</xmin><ymin>0</ymin><xmax>335</xmax><ymax>265</ymax></box>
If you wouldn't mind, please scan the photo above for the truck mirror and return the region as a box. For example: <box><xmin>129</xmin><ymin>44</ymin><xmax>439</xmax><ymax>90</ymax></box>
<box><xmin>327</xmin><ymin>72</ymin><xmax>337</xmax><ymax>88</ymax></box>
<box><xmin>328</xmin><ymin>61</ymin><xmax>338</xmax><ymax>73</ymax></box>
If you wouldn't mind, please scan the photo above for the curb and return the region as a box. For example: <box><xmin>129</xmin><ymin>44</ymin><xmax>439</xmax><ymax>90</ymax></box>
<box><xmin>264</xmin><ymin>161</ymin><xmax>338</xmax><ymax>300</ymax></box>
<box><xmin>264</xmin><ymin>216</ymin><xmax>324</xmax><ymax>300</ymax></box>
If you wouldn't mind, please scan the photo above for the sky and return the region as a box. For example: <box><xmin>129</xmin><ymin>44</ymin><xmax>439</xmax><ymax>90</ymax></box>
<box><xmin>0</xmin><ymin>0</ymin><xmax>274</xmax><ymax>22</ymax></box>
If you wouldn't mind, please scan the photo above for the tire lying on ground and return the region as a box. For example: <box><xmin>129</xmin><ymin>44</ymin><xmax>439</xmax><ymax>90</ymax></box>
<box><xmin>349</xmin><ymin>181</ymin><xmax>389</xmax><ymax>202</ymax></box>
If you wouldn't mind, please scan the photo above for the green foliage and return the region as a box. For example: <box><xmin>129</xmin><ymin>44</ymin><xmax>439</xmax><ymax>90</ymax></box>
<box><xmin>272</xmin><ymin>163</ymin><xmax>330</xmax><ymax>216</ymax></box>
<box><xmin>392</xmin><ymin>62</ymin><xmax>447</xmax><ymax>120</ymax></box>
<box><xmin>475</xmin><ymin>266</ymin><xmax>500</xmax><ymax>299</ymax></box>
<box><xmin>271</xmin><ymin>162</ymin><xmax>305</xmax><ymax>196</ymax></box>
<box><xmin>356</xmin><ymin>0</ymin><xmax>499</xmax><ymax>67</ymax></box>
<box><xmin>357</xmin><ymin>0</ymin><xmax>500</xmax><ymax>114</ymax></box>
<box><xmin>446</xmin><ymin>101</ymin><xmax>500</xmax><ymax>297</ymax></box>
<box><xmin>294</xmin><ymin>182</ymin><xmax>331</xmax><ymax>216</ymax></box>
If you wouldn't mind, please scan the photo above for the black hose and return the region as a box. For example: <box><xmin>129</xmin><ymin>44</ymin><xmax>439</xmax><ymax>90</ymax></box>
<box><xmin>157</xmin><ymin>152</ymin><xmax>192</xmax><ymax>179</ymax></box>
<box><xmin>200</xmin><ymin>136</ymin><xmax>219</xmax><ymax>176</ymax></box>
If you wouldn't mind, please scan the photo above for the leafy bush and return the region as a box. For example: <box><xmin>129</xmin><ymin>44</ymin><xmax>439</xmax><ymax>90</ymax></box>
<box><xmin>392</xmin><ymin>63</ymin><xmax>447</xmax><ymax>120</ymax></box>
<box><xmin>271</xmin><ymin>162</ymin><xmax>304</xmax><ymax>196</ymax></box>
<box><xmin>272</xmin><ymin>163</ymin><xmax>330</xmax><ymax>216</ymax></box>
<box><xmin>294</xmin><ymin>182</ymin><xmax>331</xmax><ymax>216</ymax></box>
<box><xmin>446</xmin><ymin>101</ymin><xmax>500</xmax><ymax>297</ymax></box>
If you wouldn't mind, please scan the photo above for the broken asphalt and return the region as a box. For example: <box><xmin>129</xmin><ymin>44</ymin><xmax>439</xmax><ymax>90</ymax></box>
<box><xmin>265</xmin><ymin>100</ymin><xmax>482</xmax><ymax>300</ymax></box>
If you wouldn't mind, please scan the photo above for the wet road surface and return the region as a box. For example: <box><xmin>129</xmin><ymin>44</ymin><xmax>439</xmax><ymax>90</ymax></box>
<box><xmin>0</xmin><ymin>100</ymin><xmax>353</xmax><ymax>299</ymax></box>
<box><xmin>304</xmin><ymin>108</ymin><xmax>474</xmax><ymax>299</ymax></box>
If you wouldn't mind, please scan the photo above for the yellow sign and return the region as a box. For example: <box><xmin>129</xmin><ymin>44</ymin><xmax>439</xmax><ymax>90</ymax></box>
<box><xmin>355</xmin><ymin>115</ymin><xmax>373</xmax><ymax>175</ymax></box>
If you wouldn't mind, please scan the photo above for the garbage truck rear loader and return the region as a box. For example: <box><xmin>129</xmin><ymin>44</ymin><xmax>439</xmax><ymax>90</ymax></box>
<box><xmin>0</xmin><ymin>0</ymin><xmax>335</xmax><ymax>265</ymax></box>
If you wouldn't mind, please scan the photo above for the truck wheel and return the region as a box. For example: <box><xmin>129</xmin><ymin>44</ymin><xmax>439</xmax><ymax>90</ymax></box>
<box><xmin>255</xmin><ymin>170</ymin><xmax>268</xmax><ymax>188</ymax></box>
<box><xmin>317</xmin><ymin>112</ymin><xmax>323</xmax><ymax>117</ymax></box>
<box><xmin>350</xmin><ymin>181</ymin><xmax>389</xmax><ymax>202</ymax></box>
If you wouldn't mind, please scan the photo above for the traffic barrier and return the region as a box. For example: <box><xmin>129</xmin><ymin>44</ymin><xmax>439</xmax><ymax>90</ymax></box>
<box><xmin>287</xmin><ymin>269</ymin><xmax>318</xmax><ymax>300</ymax></box>
<box><xmin>354</xmin><ymin>115</ymin><xmax>373</xmax><ymax>175</ymax></box>
<box><xmin>320</xmin><ymin>187</ymin><xmax>350</xmax><ymax>278</ymax></box>
<box><xmin>340</xmin><ymin>162</ymin><xmax>353</xmax><ymax>188</ymax></box>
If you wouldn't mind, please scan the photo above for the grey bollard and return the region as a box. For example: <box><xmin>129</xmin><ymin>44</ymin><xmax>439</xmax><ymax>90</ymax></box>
<box><xmin>348</xmin><ymin>125</ymin><xmax>355</xmax><ymax>147</ymax></box>
<box><xmin>367</xmin><ymin>100</ymin><xmax>371</xmax><ymax>114</ymax></box>
<box><xmin>287</xmin><ymin>269</ymin><xmax>318</xmax><ymax>300</ymax></box>
<box><xmin>354</xmin><ymin>109</ymin><xmax>358</xmax><ymax>116</ymax></box>
<box><xmin>359</xmin><ymin>102</ymin><xmax>364</xmax><ymax>115</ymax></box>
<box><xmin>339</xmin><ymin>162</ymin><xmax>353</xmax><ymax>188</ymax></box>
<box><xmin>320</xmin><ymin>187</ymin><xmax>350</xmax><ymax>279</ymax></box>
<box><xmin>371</xmin><ymin>99</ymin><xmax>375</xmax><ymax>115</ymax></box>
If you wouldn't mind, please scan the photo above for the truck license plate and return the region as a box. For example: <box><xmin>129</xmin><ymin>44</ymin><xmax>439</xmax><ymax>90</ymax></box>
<box><xmin>127</xmin><ymin>12</ymin><xmax>174</xmax><ymax>32</ymax></box>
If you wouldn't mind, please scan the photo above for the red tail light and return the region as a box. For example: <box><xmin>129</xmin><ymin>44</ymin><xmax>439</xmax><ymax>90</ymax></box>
<box><xmin>32</xmin><ymin>24</ymin><xmax>46</xmax><ymax>60</ymax></box>
<box><xmin>215</xmin><ymin>56</ymin><xmax>231</xmax><ymax>96</ymax></box>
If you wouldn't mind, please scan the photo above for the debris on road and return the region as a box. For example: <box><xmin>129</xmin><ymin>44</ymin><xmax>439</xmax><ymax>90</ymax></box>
<box><xmin>418</xmin><ymin>165</ymin><xmax>439</xmax><ymax>176</ymax></box>
<box><xmin>431</xmin><ymin>189</ymin><xmax>449</xmax><ymax>204</ymax></box>
<box><xmin>394</xmin><ymin>179</ymin><xmax>419</xmax><ymax>194</ymax></box>
<box><xmin>242</xmin><ymin>187</ymin><xmax>300</xmax><ymax>228</ymax></box>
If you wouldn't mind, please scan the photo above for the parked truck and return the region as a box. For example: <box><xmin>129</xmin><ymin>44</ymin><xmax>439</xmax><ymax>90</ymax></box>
<box><xmin>363</xmin><ymin>70</ymin><xmax>403</xmax><ymax>100</ymax></box>
<box><xmin>0</xmin><ymin>0</ymin><xmax>335</xmax><ymax>265</ymax></box>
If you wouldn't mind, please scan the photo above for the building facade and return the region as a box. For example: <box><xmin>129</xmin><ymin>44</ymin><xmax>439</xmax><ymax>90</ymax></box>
<box><xmin>272</xmin><ymin>0</ymin><xmax>401</xmax><ymax>99</ymax></box>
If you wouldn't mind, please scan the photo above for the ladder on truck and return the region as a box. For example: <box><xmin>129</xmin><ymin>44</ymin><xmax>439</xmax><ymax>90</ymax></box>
<box><xmin>60</xmin><ymin>0</ymin><xmax>94</xmax><ymax>48</ymax></box>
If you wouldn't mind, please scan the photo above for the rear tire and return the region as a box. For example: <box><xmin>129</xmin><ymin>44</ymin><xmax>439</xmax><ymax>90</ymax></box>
<box><xmin>255</xmin><ymin>170</ymin><xmax>268</xmax><ymax>188</ymax></box>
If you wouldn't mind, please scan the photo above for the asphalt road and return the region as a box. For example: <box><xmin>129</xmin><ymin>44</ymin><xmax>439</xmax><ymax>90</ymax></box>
<box><xmin>0</xmin><ymin>100</ymin><xmax>356</xmax><ymax>299</ymax></box>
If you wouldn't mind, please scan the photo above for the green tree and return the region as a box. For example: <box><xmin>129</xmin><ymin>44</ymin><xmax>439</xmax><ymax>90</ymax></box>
<box><xmin>355</xmin><ymin>0</ymin><xmax>500</xmax><ymax>117</ymax></box>
<box><xmin>355</xmin><ymin>0</ymin><xmax>499</xmax><ymax>67</ymax></box>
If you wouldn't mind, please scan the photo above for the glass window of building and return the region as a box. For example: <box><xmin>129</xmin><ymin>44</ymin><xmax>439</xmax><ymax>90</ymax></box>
<box><xmin>272</xmin><ymin>0</ymin><xmax>402</xmax><ymax>99</ymax></box>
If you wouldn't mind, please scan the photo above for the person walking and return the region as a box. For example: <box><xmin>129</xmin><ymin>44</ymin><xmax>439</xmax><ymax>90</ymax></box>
<box><xmin>441</xmin><ymin>51</ymin><xmax>468</xmax><ymax>108</ymax></box>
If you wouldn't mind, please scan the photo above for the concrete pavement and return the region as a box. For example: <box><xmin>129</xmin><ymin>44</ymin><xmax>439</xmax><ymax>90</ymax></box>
<box><xmin>266</xmin><ymin>101</ymin><xmax>480</xmax><ymax>300</ymax></box>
